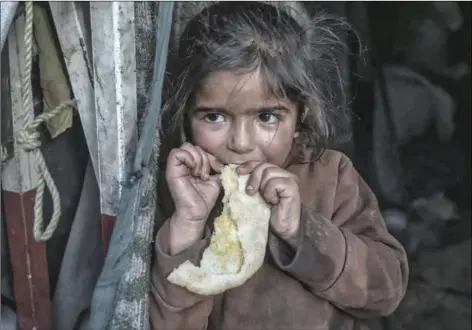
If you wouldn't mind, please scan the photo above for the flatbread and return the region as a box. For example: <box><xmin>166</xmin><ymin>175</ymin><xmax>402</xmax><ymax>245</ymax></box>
<box><xmin>167</xmin><ymin>165</ymin><xmax>271</xmax><ymax>295</ymax></box>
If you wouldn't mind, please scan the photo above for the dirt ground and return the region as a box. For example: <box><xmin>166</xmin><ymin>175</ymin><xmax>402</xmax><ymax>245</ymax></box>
<box><xmin>375</xmin><ymin>211</ymin><xmax>471</xmax><ymax>330</ymax></box>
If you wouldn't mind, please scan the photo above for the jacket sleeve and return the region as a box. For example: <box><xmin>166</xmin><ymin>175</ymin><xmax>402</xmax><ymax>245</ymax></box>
<box><xmin>149</xmin><ymin>220</ymin><xmax>213</xmax><ymax>330</ymax></box>
<box><xmin>269</xmin><ymin>155</ymin><xmax>409</xmax><ymax>319</ymax></box>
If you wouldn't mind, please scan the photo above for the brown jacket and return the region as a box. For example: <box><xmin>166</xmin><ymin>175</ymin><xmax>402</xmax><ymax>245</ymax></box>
<box><xmin>149</xmin><ymin>149</ymin><xmax>409</xmax><ymax>330</ymax></box>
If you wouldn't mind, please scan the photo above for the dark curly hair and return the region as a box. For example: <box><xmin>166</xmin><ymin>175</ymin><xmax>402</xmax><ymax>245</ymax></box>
<box><xmin>161</xmin><ymin>1</ymin><xmax>354</xmax><ymax>163</ymax></box>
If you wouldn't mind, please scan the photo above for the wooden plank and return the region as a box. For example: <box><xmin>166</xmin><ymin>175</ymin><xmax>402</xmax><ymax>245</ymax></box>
<box><xmin>1</xmin><ymin>14</ymin><xmax>52</xmax><ymax>330</ymax></box>
<box><xmin>49</xmin><ymin>2</ymin><xmax>99</xmax><ymax>179</ymax></box>
<box><xmin>1</xmin><ymin>41</ymin><xmax>14</xmax><ymax>166</ymax></box>
<box><xmin>89</xmin><ymin>2</ymin><xmax>138</xmax><ymax>254</ymax></box>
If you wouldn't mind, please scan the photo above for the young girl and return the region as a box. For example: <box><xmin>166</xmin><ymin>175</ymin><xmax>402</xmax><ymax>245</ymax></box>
<box><xmin>150</xmin><ymin>2</ymin><xmax>409</xmax><ymax>329</ymax></box>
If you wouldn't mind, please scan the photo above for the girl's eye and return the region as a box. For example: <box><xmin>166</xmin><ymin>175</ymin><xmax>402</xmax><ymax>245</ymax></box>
<box><xmin>204</xmin><ymin>113</ymin><xmax>225</xmax><ymax>123</ymax></box>
<box><xmin>259</xmin><ymin>112</ymin><xmax>280</xmax><ymax>124</ymax></box>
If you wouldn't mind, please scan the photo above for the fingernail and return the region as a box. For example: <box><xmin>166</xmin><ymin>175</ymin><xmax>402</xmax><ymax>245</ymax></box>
<box><xmin>202</xmin><ymin>173</ymin><xmax>209</xmax><ymax>180</ymax></box>
<box><xmin>247</xmin><ymin>185</ymin><xmax>254</xmax><ymax>193</ymax></box>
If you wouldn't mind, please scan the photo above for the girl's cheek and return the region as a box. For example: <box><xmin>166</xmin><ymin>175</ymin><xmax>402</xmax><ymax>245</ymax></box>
<box><xmin>192</xmin><ymin>127</ymin><xmax>227</xmax><ymax>150</ymax></box>
<box><xmin>258</xmin><ymin>128</ymin><xmax>295</xmax><ymax>165</ymax></box>
<box><xmin>257</xmin><ymin>123</ymin><xmax>292</xmax><ymax>146</ymax></box>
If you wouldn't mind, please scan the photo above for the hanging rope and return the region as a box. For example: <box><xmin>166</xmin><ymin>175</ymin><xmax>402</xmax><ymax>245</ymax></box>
<box><xmin>16</xmin><ymin>1</ymin><xmax>76</xmax><ymax>242</ymax></box>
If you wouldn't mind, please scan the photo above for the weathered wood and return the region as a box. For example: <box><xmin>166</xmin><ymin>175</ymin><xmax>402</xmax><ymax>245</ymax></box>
<box><xmin>49</xmin><ymin>2</ymin><xmax>99</xmax><ymax>178</ymax></box>
<box><xmin>1</xmin><ymin>14</ymin><xmax>52</xmax><ymax>330</ymax></box>
<box><xmin>1</xmin><ymin>42</ymin><xmax>14</xmax><ymax>166</ymax></box>
<box><xmin>2</xmin><ymin>14</ymin><xmax>40</xmax><ymax>194</ymax></box>
<box><xmin>89</xmin><ymin>2</ymin><xmax>138</xmax><ymax>254</ymax></box>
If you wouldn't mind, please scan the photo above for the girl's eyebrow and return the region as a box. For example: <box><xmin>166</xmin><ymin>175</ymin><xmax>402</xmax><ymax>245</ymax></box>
<box><xmin>193</xmin><ymin>106</ymin><xmax>227</xmax><ymax>114</ymax></box>
<box><xmin>194</xmin><ymin>105</ymin><xmax>289</xmax><ymax>114</ymax></box>
<box><xmin>253</xmin><ymin>106</ymin><xmax>289</xmax><ymax>113</ymax></box>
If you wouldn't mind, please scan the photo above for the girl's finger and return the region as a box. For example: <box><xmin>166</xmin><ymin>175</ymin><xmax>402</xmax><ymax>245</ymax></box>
<box><xmin>259</xmin><ymin>167</ymin><xmax>293</xmax><ymax>192</ymax></box>
<box><xmin>246</xmin><ymin>162</ymin><xmax>277</xmax><ymax>195</ymax></box>
<box><xmin>261</xmin><ymin>177</ymin><xmax>292</xmax><ymax>205</ymax></box>
<box><xmin>180</xmin><ymin>143</ymin><xmax>203</xmax><ymax>177</ymax></box>
<box><xmin>207</xmin><ymin>154</ymin><xmax>224</xmax><ymax>173</ymax></box>
<box><xmin>195</xmin><ymin>146</ymin><xmax>210</xmax><ymax>180</ymax></box>
<box><xmin>166</xmin><ymin>148</ymin><xmax>195</xmax><ymax>180</ymax></box>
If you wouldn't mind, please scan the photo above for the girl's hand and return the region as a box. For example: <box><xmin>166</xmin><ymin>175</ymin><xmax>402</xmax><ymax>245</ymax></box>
<box><xmin>166</xmin><ymin>143</ymin><xmax>223</xmax><ymax>226</ymax></box>
<box><xmin>237</xmin><ymin>161</ymin><xmax>301</xmax><ymax>242</ymax></box>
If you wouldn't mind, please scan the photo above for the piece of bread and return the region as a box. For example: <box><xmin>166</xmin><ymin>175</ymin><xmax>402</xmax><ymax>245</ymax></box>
<box><xmin>167</xmin><ymin>165</ymin><xmax>271</xmax><ymax>295</ymax></box>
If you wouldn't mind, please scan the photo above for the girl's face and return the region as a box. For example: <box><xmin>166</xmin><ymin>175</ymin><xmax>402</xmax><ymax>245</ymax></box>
<box><xmin>189</xmin><ymin>70</ymin><xmax>298</xmax><ymax>167</ymax></box>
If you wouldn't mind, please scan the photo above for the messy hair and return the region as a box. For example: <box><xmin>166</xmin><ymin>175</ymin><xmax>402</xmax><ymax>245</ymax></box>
<box><xmin>162</xmin><ymin>1</ymin><xmax>354</xmax><ymax>162</ymax></box>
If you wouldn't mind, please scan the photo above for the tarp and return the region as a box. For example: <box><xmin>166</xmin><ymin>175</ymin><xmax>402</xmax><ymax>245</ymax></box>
<box><xmin>0</xmin><ymin>2</ymin><xmax>18</xmax><ymax>52</ymax></box>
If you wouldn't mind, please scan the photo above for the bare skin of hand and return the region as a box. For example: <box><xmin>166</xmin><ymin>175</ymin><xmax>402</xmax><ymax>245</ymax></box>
<box><xmin>166</xmin><ymin>143</ymin><xmax>223</xmax><ymax>254</ymax></box>
<box><xmin>237</xmin><ymin>161</ymin><xmax>301</xmax><ymax>246</ymax></box>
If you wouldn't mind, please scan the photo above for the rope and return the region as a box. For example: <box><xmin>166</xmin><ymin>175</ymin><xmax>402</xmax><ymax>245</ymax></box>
<box><xmin>17</xmin><ymin>1</ymin><xmax>76</xmax><ymax>242</ymax></box>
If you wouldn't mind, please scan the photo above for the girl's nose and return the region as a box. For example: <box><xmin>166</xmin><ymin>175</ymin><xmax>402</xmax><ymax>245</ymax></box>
<box><xmin>228</xmin><ymin>121</ymin><xmax>255</xmax><ymax>154</ymax></box>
